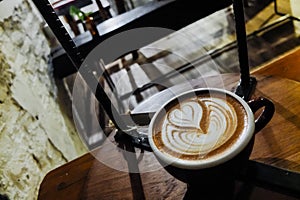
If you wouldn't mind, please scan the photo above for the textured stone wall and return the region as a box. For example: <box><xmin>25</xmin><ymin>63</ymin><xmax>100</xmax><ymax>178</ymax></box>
<box><xmin>0</xmin><ymin>0</ymin><xmax>87</xmax><ymax>199</ymax></box>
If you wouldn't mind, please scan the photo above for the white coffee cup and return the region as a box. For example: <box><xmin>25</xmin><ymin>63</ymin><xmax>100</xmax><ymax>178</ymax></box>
<box><xmin>148</xmin><ymin>88</ymin><xmax>274</xmax><ymax>171</ymax></box>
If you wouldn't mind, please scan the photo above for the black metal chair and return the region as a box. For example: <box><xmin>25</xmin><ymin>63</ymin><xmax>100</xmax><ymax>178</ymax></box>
<box><xmin>34</xmin><ymin>0</ymin><xmax>234</xmax><ymax>142</ymax></box>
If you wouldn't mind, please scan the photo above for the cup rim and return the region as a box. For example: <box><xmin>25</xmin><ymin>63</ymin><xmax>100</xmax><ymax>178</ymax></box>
<box><xmin>148</xmin><ymin>87</ymin><xmax>255</xmax><ymax>170</ymax></box>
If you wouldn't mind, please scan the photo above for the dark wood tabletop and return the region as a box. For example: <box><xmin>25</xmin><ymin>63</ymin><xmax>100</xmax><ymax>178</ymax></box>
<box><xmin>38</xmin><ymin>73</ymin><xmax>300</xmax><ymax>200</ymax></box>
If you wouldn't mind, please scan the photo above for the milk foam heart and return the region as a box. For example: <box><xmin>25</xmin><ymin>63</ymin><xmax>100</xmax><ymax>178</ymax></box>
<box><xmin>168</xmin><ymin>101</ymin><xmax>205</xmax><ymax>130</ymax></box>
<box><xmin>161</xmin><ymin>97</ymin><xmax>238</xmax><ymax>157</ymax></box>
<box><xmin>152</xmin><ymin>91</ymin><xmax>248</xmax><ymax>162</ymax></box>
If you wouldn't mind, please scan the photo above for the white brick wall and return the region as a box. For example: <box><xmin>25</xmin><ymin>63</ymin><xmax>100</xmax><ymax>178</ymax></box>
<box><xmin>0</xmin><ymin>0</ymin><xmax>87</xmax><ymax>199</ymax></box>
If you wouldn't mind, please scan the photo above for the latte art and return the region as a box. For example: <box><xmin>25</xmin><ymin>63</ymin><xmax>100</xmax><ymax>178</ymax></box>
<box><xmin>168</xmin><ymin>101</ymin><xmax>207</xmax><ymax>131</ymax></box>
<box><xmin>153</xmin><ymin>92</ymin><xmax>247</xmax><ymax>160</ymax></box>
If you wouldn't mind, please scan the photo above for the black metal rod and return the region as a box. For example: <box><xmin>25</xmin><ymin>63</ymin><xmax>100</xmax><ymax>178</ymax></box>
<box><xmin>32</xmin><ymin>0</ymin><xmax>127</xmax><ymax>131</ymax></box>
<box><xmin>116</xmin><ymin>132</ymin><xmax>146</xmax><ymax>200</ymax></box>
<box><xmin>233</xmin><ymin>0</ymin><xmax>250</xmax><ymax>89</ymax></box>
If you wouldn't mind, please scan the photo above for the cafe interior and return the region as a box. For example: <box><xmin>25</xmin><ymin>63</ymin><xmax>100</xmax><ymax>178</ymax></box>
<box><xmin>0</xmin><ymin>0</ymin><xmax>300</xmax><ymax>199</ymax></box>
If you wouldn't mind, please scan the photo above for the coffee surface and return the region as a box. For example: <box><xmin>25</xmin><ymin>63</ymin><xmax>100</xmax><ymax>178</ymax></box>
<box><xmin>153</xmin><ymin>91</ymin><xmax>248</xmax><ymax>161</ymax></box>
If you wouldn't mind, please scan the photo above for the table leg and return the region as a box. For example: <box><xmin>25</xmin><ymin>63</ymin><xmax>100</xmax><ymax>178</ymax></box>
<box><xmin>95</xmin><ymin>0</ymin><xmax>112</xmax><ymax>20</ymax></box>
<box><xmin>114</xmin><ymin>0</ymin><xmax>127</xmax><ymax>14</ymax></box>
<box><xmin>64</xmin><ymin>14</ymin><xmax>80</xmax><ymax>36</ymax></box>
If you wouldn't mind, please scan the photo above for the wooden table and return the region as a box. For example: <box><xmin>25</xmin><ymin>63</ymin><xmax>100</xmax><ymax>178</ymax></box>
<box><xmin>52</xmin><ymin>0</ymin><xmax>94</xmax><ymax>36</ymax></box>
<box><xmin>52</xmin><ymin>0</ymin><xmax>93</xmax><ymax>16</ymax></box>
<box><xmin>52</xmin><ymin>0</ymin><xmax>111</xmax><ymax>37</ymax></box>
<box><xmin>38</xmin><ymin>73</ymin><xmax>300</xmax><ymax>199</ymax></box>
